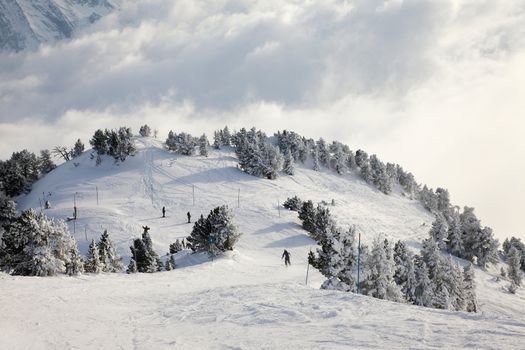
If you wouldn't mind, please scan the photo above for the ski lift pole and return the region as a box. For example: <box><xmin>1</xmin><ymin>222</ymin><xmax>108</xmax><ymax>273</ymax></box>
<box><xmin>192</xmin><ymin>185</ymin><xmax>195</xmax><ymax>206</ymax></box>
<box><xmin>278</xmin><ymin>199</ymin><xmax>281</xmax><ymax>217</ymax></box>
<box><xmin>357</xmin><ymin>232</ymin><xmax>361</xmax><ymax>294</ymax></box>
<box><xmin>305</xmin><ymin>248</ymin><xmax>311</xmax><ymax>285</ymax></box>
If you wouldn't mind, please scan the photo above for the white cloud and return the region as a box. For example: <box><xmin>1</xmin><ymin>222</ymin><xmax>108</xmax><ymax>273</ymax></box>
<box><xmin>0</xmin><ymin>0</ymin><xmax>524</xmax><ymax>239</ymax></box>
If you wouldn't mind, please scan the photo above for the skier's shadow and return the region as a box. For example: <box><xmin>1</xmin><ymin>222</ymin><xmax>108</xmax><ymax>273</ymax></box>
<box><xmin>138</xmin><ymin>217</ymin><xmax>166</xmax><ymax>222</ymax></box>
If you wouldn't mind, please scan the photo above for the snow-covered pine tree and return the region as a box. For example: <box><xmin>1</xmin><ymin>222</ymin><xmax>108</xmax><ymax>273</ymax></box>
<box><xmin>0</xmin><ymin>209</ymin><xmax>79</xmax><ymax>276</ymax></box>
<box><xmin>38</xmin><ymin>149</ymin><xmax>56</xmax><ymax>174</ymax></box>
<box><xmin>436</xmin><ymin>188</ymin><xmax>451</xmax><ymax>214</ymax></box>
<box><xmin>169</xmin><ymin>254</ymin><xmax>176</xmax><ymax>270</ymax></box>
<box><xmin>355</xmin><ymin>149</ymin><xmax>368</xmax><ymax>168</ymax></box>
<box><xmin>419</xmin><ymin>186</ymin><xmax>438</xmax><ymax>213</ymax></box>
<box><xmin>187</xmin><ymin>206</ymin><xmax>241</xmax><ymax>257</ymax></box>
<box><xmin>97</xmin><ymin>230</ymin><xmax>124</xmax><ymax>272</ymax></box>
<box><xmin>71</xmin><ymin>139</ymin><xmax>85</xmax><ymax>158</ymax></box>
<box><xmin>283</xmin><ymin>150</ymin><xmax>295</xmax><ymax>175</ymax></box>
<box><xmin>429</xmin><ymin>214</ymin><xmax>448</xmax><ymax>250</ymax></box>
<box><xmin>446</xmin><ymin>211</ymin><xmax>464</xmax><ymax>257</ymax></box>
<box><xmin>139</xmin><ymin>124</ymin><xmax>151</xmax><ymax>137</ymax></box>
<box><xmin>164</xmin><ymin>258</ymin><xmax>172</xmax><ymax>271</ymax></box>
<box><xmin>312</xmin><ymin>146</ymin><xmax>320</xmax><ymax>171</ymax></box>
<box><xmin>507</xmin><ymin>246</ymin><xmax>522</xmax><ymax>287</ymax></box>
<box><xmin>414</xmin><ymin>261</ymin><xmax>433</xmax><ymax>307</ymax></box>
<box><xmin>421</xmin><ymin>238</ymin><xmax>441</xmax><ymax>280</ymax></box>
<box><xmin>65</xmin><ymin>247</ymin><xmax>84</xmax><ymax>276</ymax></box>
<box><xmin>221</xmin><ymin>126</ymin><xmax>231</xmax><ymax>146</ymax></box>
<box><xmin>362</xmin><ymin>236</ymin><xmax>403</xmax><ymax>302</ymax></box>
<box><xmin>90</xmin><ymin>129</ymin><xmax>108</xmax><ymax>155</ymax></box>
<box><xmin>298</xmin><ymin>200</ymin><xmax>316</xmax><ymax>234</ymax></box>
<box><xmin>213</xmin><ymin>130</ymin><xmax>222</xmax><ymax>149</ymax></box>
<box><xmin>346</xmin><ymin>150</ymin><xmax>357</xmax><ymax>170</ymax></box>
<box><xmin>463</xmin><ymin>263</ymin><xmax>477</xmax><ymax>312</ymax></box>
<box><xmin>199</xmin><ymin>134</ymin><xmax>209</xmax><ymax>157</ymax></box>
<box><xmin>312</xmin><ymin>225</ymin><xmax>356</xmax><ymax>292</ymax></box>
<box><xmin>403</xmin><ymin>253</ymin><xmax>418</xmax><ymax>303</ymax></box>
<box><xmin>283</xmin><ymin>196</ymin><xmax>302</xmax><ymax>211</ymax></box>
<box><xmin>141</xmin><ymin>231</ymin><xmax>160</xmax><ymax>272</ymax></box>
<box><xmin>393</xmin><ymin>240</ymin><xmax>416</xmax><ymax>302</ymax></box>
<box><xmin>127</xmin><ymin>258</ymin><xmax>138</xmax><ymax>273</ymax></box>
<box><xmin>503</xmin><ymin>237</ymin><xmax>525</xmax><ymax>272</ymax></box>
<box><xmin>331</xmin><ymin>144</ymin><xmax>347</xmax><ymax>175</ymax></box>
<box><xmin>471</xmin><ymin>226</ymin><xmax>498</xmax><ymax>268</ymax></box>
<box><xmin>316</xmin><ymin>139</ymin><xmax>330</xmax><ymax>168</ymax></box>
<box><xmin>169</xmin><ymin>239</ymin><xmax>183</xmax><ymax>254</ymax></box>
<box><xmin>84</xmin><ymin>239</ymin><xmax>103</xmax><ymax>273</ymax></box>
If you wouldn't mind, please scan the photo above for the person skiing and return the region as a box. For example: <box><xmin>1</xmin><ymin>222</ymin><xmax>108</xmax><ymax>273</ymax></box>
<box><xmin>187</xmin><ymin>211</ymin><xmax>191</xmax><ymax>224</ymax></box>
<box><xmin>162</xmin><ymin>206</ymin><xmax>166</xmax><ymax>218</ymax></box>
<box><xmin>282</xmin><ymin>249</ymin><xmax>291</xmax><ymax>267</ymax></box>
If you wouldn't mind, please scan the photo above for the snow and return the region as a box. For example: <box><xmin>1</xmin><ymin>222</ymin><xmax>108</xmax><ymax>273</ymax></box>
<box><xmin>1</xmin><ymin>136</ymin><xmax>524</xmax><ymax>349</ymax></box>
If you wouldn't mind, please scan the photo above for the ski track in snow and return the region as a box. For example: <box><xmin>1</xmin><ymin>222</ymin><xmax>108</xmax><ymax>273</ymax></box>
<box><xmin>1</xmin><ymin>136</ymin><xmax>524</xmax><ymax>349</ymax></box>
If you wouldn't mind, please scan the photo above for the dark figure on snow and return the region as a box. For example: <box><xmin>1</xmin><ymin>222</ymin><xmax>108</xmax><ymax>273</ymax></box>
<box><xmin>45</xmin><ymin>200</ymin><xmax>50</xmax><ymax>209</ymax></box>
<box><xmin>73</xmin><ymin>206</ymin><xmax>77</xmax><ymax>220</ymax></box>
<box><xmin>142</xmin><ymin>225</ymin><xmax>150</xmax><ymax>234</ymax></box>
<box><xmin>162</xmin><ymin>206</ymin><xmax>166</xmax><ymax>218</ymax></box>
<box><xmin>282</xmin><ymin>249</ymin><xmax>291</xmax><ymax>267</ymax></box>
<box><xmin>187</xmin><ymin>212</ymin><xmax>191</xmax><ymax>224</ymax></box>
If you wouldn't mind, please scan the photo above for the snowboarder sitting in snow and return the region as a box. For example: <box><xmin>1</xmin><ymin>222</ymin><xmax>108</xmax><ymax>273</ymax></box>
<box><xmin>282</xmin><ymin>249</ymin><xmax>291</xmax><ymax>267</ymax></box>
<box><xmin>187</xmin><ymin>211</ymin><xmax>191</xmax><ymax>224</ymax></box>
<box><xmin>162</xmin><ymin>206</ymin><xmax>166</xmax><ymax>218</ymax></box>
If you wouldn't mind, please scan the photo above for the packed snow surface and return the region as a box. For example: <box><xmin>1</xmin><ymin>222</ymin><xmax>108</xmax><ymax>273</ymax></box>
<box><xmin>1</xmin><ymin>137</ymin><xmax>524</xmax><ymax>349</ymax></box>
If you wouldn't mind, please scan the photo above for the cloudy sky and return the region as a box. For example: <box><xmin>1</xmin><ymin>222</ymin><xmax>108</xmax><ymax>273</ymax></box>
<box><xmin>1</xmin><ymin>0</ymin><xmax>524</xmax><ymax>240</ymax></box>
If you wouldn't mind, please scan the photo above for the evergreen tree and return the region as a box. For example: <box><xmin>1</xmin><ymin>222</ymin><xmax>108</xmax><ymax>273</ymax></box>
<box><xmin>97</xmin><ymin>230</ymin><xmax>124</xmax><ymax>272</ymax></box>
<box><xmin>471</xmin><ymin>226</ymin><xmax>498</xmax><ymax>268</ymax></box>
<box><xmin>507</xmin><ymin>246</ymin><xmax>522</xmax><ymax>287</ymax></box>
<box><xmin>221</xmin><ymin>126</ymin><xmax>231</xmax><ymax>146</ymax></box>
<box><xmin>316</xmin><ymin>139</ymin><xmax>330</xmax><ymax>168</ymax></box>
<box><xmin>199</xmin><ymin>134</ymin><xmax>209</xmax><ymax>157</ymax></box>
<box><xmin>164</xmin><ymin>258</ymin><xmax>172</xmax><ymax>271</ymax></box>
<box><xmin>39</xmin><ymin>149</ymin><xmax>56</xmax><ymax>174</ymax></box>
<box><xmin>169</xmin><ymin>254</ymin><xmax>176</xmax><ymax>270</ymax></box>
<box><xmin>139</xmin><ymin>125</ymin><xmax>151</xmax><ymax>137</ymax></box>
<box><xmin>421</xmin><ymin>238</ymin><xmax>441</xmax><ymax>280</ymax></box>
<box><xmin>169</xmin><ymin>239</ymin><xmax>183</xmax><ymax>254</ymax></box>
<box><xmin>213</xmin><ymin>130</ymin><xmax>222</xmax><ymax>149</ymax></box>
<box><xmin>463</xmin><ymin>263</ymin><xmax>477</xmax><ymax>312</ymax></box>
<box><xmin>65</xmin><ymin>247</ymin><xmax>84</xmax><ymax>276</ymax></box>
<box><xmin>127</xmin><ymin>258</ymin><xmax>138</xmax><ymax>273</ymax></box>
<box><xmin>503</xmin><ymin>237</ymin><xmax>525</xmax><ymax>272</ymax></box>
<box><xmin>312</xmin><ymin>146</ymin><xmax>320</xmax><ymax>171</ymax></box>
<box><xmin>414</xmin><ymin>261</ymin><xmax>433</xmax><ymax>307</ymax></box>
<box><xmin>355</xmin><ymin>149</ymin><xmax>368</xmax><ymax>168</ymax></box>
<box><xmin>186</xmin><ymin>206</ymin><xmax>241</xmax><ymax>257</ymax></box>
<box><xmin>71</xmin><ymin>139</ymin><xmax>85</xmax><ymax>158</ymax></box>
<box><xmin>331</xmin><ymin>144</ymin><xmax>347</xmax><ymax>175</ymax></box>
<box><xmin>283</xmin><ymin>196</ymin><xmax>302</xmax><ymax>211</ymax></box>
<box><xmin>393</xmin><ymin>240</ymin><xmax>416</xmax><ymax>301</ymax></box>
<box><xmin>283</xmin><ymin>150</ymin><xmax>295</xmax><ymax>175</ymax></box>
<box><xmin>0</xmin><ymin>209</ymin><xmax>79</xmax><ymax>276</ymax></box>
<box><xmin>429</xmin><ymin>214</ymin><xmax>448</xmax><ymax>250</ymax></box>
<box><xmin>90</xmin><ymin>129</ymin><xmax>108</xmax><ymax>155</ymax></box>
<box><xmin>84</xmin><ymin>239</ymin><xmax>103</xmax><ymax>273</ymax></box>
<box><xmin>403</xmin><ymin>254</ymin><xmax>418</xmax><ymax>303</ymax></box>
<box><xmin>447</xmin><ymin>211</ymin><xmax>464</xmax><ymax>257</ymax></box>
<box><xmin>298</xmin><ymin>200</ymin><xmax>316</xmax><ymax>234</ymax></box>
<box><xmin>362</xmin><ymin>236</ymin><xmax>402</xmax><ymax>302</ymax></box>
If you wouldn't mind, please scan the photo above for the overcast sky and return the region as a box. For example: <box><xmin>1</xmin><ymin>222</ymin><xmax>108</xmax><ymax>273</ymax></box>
<box><xmin>0</xmin><ymin>0</ymin><xmax>524</xmax><ymax>240</ymax></box>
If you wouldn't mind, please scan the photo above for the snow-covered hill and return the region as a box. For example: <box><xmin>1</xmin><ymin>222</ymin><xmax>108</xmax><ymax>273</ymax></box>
<box><xmin>1</xmin><ymin>137</ymin><xmax>524</xmax><ymax>349</ymax></box>
<box><xmin>0</xmin><ymin>0</ymin><xmax>114</xmax><ymax>52</ymax></box>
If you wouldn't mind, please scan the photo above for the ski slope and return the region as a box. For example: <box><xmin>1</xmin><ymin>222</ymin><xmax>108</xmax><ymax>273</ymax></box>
<box><xmin>1</xmin><ymin>137</ymin><xmax>524</xmax><ymax>349</ymax></box>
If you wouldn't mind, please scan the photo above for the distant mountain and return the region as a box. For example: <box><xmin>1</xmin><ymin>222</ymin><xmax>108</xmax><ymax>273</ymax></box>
<box><xmin>0</xmin><ymin>0</ymin><xmax>114</xmax><ymax>52</ymax></box>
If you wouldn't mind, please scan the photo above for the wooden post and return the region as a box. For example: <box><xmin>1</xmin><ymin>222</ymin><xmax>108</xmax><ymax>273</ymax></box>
<box><xmin>96</xmin><ymin>186</ymin><xmax>99</xmax><ymax>206</ymax></box>
<box><xmin>192</xmin><ymin>185</ymin><xmax>195</xmax><ymax>206</ymax></box>
<box><xmin>357</xmin><ymin>232</ymin><xmax>361</xmax><ymax>294</ymax></box>
<box><xmin>278</xmin><ymin>199</ymin><xmax>281</xmax><ymax>217</ymax></box>
<box><xmin>237</xmin><ymin>189</ymin><xmax>240</xmax><ymax>208</ymax></box>
<box><xmin>85</xmin><ymin>226</ymin><xmax>88</xmax><ymax>242</ymax></box>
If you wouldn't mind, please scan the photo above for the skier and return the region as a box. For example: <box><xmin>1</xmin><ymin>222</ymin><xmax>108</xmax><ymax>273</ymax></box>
<box><xmin>162</xmin><ymin>206</ymin><xmax>166</xmax><ymax>218</ymax></box>
<box><xmin>187</xmin><ymin>211</ymin><xmax>191</xmax><ymax>224</ymax></box>
<box><xmin>282</xmin><ymin>249</ymin><xmax>291</xmax><ymax>267</ymax></box>
<box><xmin>45</xmin><ymin>200</ymin><xmax>50</xmax><ymax>209</ymax></box>
<box><xmin>142</xmin><ymin>225</ymin><xmax>150</xmax><ymax>234</ymax></box>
